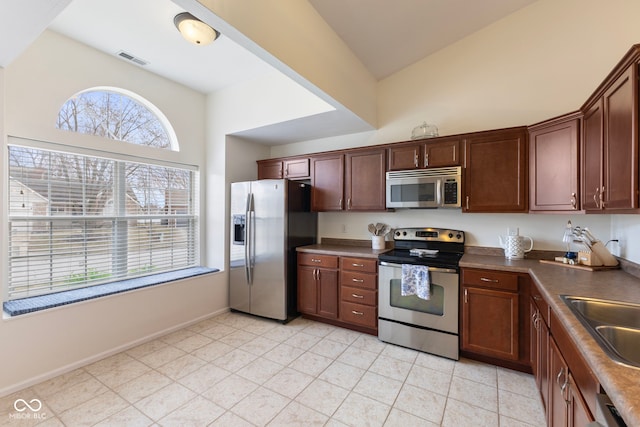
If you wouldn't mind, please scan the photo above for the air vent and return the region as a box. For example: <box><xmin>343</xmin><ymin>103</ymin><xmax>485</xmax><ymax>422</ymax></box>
<box><xmin>116</xmin><ymin>51</ymin><xmax>149</xmax><ymax>66</ymax></box>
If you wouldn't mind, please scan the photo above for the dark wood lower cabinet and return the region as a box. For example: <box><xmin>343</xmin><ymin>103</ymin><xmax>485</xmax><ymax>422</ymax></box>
<box><xmin>460</xmin><ymin>268</ymin><xmax>531</xmax><ymax>372</ymax></box>
<box><xmin>462</xmin><ymin>286</ymin><xmax>519</xmax><ymax>360</ymax></box>
<box><xmin>530</xmin><ymin>281</ymin><xmax>597</xmax><ymax>427</ymax></box>
<box><xmin>297</xmin><ymin>252</ymin><xmax>378</xmax><ymax>335</ymax></box>
<box><xmin>297</xmin><ymin>265</ymin><xmax>338</xmax><ymax>319</ymax></box>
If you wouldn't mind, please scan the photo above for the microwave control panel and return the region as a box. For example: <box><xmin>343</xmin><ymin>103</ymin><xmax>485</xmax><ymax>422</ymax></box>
<box><xmin>443</xmin><ymin>179</ymin><xmax>459</xmax><ymax>206</ymax></box>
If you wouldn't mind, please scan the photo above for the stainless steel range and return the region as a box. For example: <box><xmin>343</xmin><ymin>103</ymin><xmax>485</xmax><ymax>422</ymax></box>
<box><xmin>378</xmin><ymin>227</ymin><xmax>465</xmax><ymax>360</ymax></box>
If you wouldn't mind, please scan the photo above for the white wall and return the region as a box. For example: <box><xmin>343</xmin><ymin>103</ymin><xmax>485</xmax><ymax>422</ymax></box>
<box><xmin>269</xmin><ymin>0</ymin><xmax>640</xmax><ymax>263</ymax></box>
<box><xmin>194</xmin><ymin>0</ymin><xmax>377</xmax><ymax>128</ymax></box>
<box><xmin>0</xmin><ymin>30</ymin><xmax>230</xmax><ymax>396</ymax></box>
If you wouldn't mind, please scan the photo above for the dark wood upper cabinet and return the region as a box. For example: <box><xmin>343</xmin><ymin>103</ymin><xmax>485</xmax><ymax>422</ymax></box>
<box><xmin>387</xmin><ymin>137</ymin><xmax>461</xmax><ymax>170</ymax></box>
<box><xmin>257</xmin><ymin>159</ymin><xmax>283</xmax><ymax>180</ymax></box>
<box><xmin>529</xmin><ymin>113</ymin><xmax>581</xmax><ymax>212</ymax></box>
<box><xmin>581</xmin><ymin>46</ymin><xmax>640</xmax><ymax>213</ymax></box>
<box><xmin>283</xmin><ymin>158</ymin><xmax>310</xmax><ymax>179</ymax></box>
<box><xmin>311</xmin><ymin>153</ymin><xmax>345</xmax><ymax>211</ymax></box>
<box><xmin>582</xmin><ymin>100</ymin><xmax>604</xmax><ymax>211</ymax></box>
<box><xmin>463</xmin><ymin>127</ymin><xmax>528</xmax><ymax>213</ymax></box>
<box><xmin>257</xmin><ymin>157</ymin><xmax>310</xmax><ymax>180</ymax></box>
<box><xmin>345</xmin><ymin>148</ymin><xmax>386</xmax><ymax>211</ymax></box>
<box><xmin>310</xmin><ymin>149</ymin><xmax>386</xmax><ymax>212</ymax></box>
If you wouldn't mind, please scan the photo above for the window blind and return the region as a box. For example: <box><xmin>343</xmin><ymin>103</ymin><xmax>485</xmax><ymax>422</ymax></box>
<box><xmin>7</xmin><ymin>145</ymin><xmax>199</xmax><ymax>300</ymax></box>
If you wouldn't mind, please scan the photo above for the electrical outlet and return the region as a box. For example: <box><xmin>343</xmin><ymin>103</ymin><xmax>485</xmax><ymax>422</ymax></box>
<box><xmin>341</xmin><ymin>224</ymin><xmax>347</xmax><ymax>234</ymax></box>
<box><xmin>507</xmin><ymin>227</ymin><xmax>519</xmax><ymax>236</ymax></box>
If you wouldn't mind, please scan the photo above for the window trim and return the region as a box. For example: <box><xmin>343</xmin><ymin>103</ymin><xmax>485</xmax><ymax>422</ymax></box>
<box><xmin>58</xmin><ymin>86</ymin><xmax>180</xmax><ymax>151</ymax></box>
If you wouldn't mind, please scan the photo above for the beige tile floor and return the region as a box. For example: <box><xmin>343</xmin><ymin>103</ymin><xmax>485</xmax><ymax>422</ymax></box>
<box><xmin>1</xmin><ymin>312</ymin><xmax>546</xmax><ymax>426</ymax></box>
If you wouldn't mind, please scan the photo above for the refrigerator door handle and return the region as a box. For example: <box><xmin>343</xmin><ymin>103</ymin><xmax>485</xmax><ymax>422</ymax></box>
<box><xmin>245</xmin><ymin>193</ymin><xmax>254</xmax><ymax>285</ymax></box>
<box><xmin>246</xmin><ymin>192</ymin><xmax>256</xmax><ymax>285</ymax></box>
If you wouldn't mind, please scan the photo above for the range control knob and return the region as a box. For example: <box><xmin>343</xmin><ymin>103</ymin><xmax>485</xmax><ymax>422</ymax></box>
<box><xmin>395</xmin><ymin>231</ymin><xmax>401</xmax><ymax>237</ymax></box>
<box><xmin>403</xmin><ymin>231</ymin><xmax>407</xmax><ymax>236</ymax></box>
<box><xmin>456</xmin><ymin>234</ymin><xmax>462</xmax><ymax>240</ymax></box>
<box><xmin>448</xmin><ymin>233</ymin><xmax>454</xmax><ymax>238</ymax></box>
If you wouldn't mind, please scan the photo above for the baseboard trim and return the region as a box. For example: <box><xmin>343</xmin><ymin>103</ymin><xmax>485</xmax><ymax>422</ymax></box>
<box><xmin>0</xmin><ymin>307</ymin><xmax>230</xmax><ymax>398</ymax></box>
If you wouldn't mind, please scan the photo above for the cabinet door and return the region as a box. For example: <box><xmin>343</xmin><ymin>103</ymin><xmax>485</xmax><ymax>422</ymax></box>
<box><xmin>424</xmin><ymin>138</ymin><xmax>461</xmax><ymax>167</ymax></box>
<box><xmin>284</xmin><ymin>158</ymin><xmax>310</xmax><ymax>179</ymax></box>
<box><xmin>462</xmin><ymin>286</ymin><xmax>519</xmax><ymax>360</ymax></box>
<box><xmin>569</xmin><ymin>373</ymin><xmax>594</xmax><ymax>427</ymax></box>
<box><xmin>317</xmin><ymin>268</ymin><xmax>339</xmax><ymax>319</ymax></box>
<box><xmin>582</xmin><ymin>100</ymin><xmax>603</xmax><ymax>211</ymax></box>
<box><xmin>603</xmin><ymin>65</ymin><xmax>638</xmax><ymax>210</ymax></box>
<box><xmin>311</xmin><ymin>154</ymin><xmax>344</xmax><ymax>211</ymax></box>
<box><xmin>531</xmin><ymin>299</ymin><xmax>550</xmax><ymax>414</ymax></box>
<box><xmin>529</xmin><ymin>118</ymin><xmax>580</xmax><ymax>211</ymax></box>
<box><xmin>464</xmin><ymin>128</ymin><xmax>528</xmax><ymax>212</ymax></box>
<box><xmin>345</xmin><ymin>149</ymin><xmax>386</xmax><ymax>211</ymax></box>
<box><xmin>297</xmin><ymin>265</ymin><xmax>317</xmax><ymax>314</ymax></box>
<box><xmin>257</xmin><ymin>160</ymin><xmax>283</xmax><ymax>180</ymax></box>
<box><xmin>549</xmin><ymin>338</ymin><xmax>569</xmax><ymax>427</ymax></box>
<box><xmin>387</xmin><ymin>144</ymin><xmax>421</xmax><ymax>170</ymax></box>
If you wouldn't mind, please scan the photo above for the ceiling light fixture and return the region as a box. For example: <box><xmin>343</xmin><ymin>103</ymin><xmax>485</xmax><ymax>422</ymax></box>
<box><xmin>174</xmin><ymin>12</ymin><xmax>219</xmax><ymax>46</ymax></box>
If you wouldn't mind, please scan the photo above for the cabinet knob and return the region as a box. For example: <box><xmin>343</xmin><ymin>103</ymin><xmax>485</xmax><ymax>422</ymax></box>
<box><xmin>480</xmin><ymin>277</ymin><xmax>499</xmax><ymax>283</ymax></box>
<box><xmin>570</xmin><ymin>193</ymin><xmax>577</xmax><ymax>209</ymax></box>
<box><xmin>351</xmin><ymin>293</ymin><xmax>364</xmax><ymax>299</ymax></box>
<box><xmin>311</xmin><ymin>258</ymin><xmax>321</xmax><ymax>263</ymax></box>
<box><xmin>425</xmin><ymin>153</ymin><xmax>429</xmax><ymax>167</ymax></box>
<box><xmin>351</xmin><ymin>310</ymin><xmax>364</xmax><ymax>316</ymax></box>
<box><xmin>414</xmin><ymin>153</ymin><xmax>419</xmax><ymax>168</ymax></box>
<box><xmin>593</xmin><ymin>187</ymin><xmax>600</xmax><ymax>208</ymax></box>
<box><xmin>351</xmin><ymin>263</ymin><xmax>364</xmax><ymax>267</ymax></box>
<box><xmin>352</xmin><ymin>278</ymin><xmax>364</xmax><ymax>283</ymax></box>
<box><xmin>466</xmin><ymin>195</ymin><xmax>470</xmax><ymax>210</ymax></box>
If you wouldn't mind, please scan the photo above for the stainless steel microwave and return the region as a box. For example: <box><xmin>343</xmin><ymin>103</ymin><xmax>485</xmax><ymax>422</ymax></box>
<box><xmin>386</xmin><ymin>166</ymin><xmax>462</xmax><ymax>209</ymax></box>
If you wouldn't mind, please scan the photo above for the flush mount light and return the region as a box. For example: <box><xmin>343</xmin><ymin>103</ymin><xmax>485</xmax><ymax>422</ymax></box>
<box><xmin>174</xmin><ymin>12</ymin><xmax>219</xmax><ymax>46</ymax></box>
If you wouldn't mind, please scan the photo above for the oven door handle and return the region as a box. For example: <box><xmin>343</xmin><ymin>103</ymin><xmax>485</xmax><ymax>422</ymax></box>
<box><xmin>379</xmin><ymin>261</ymin><xmax>457</xmax><ymax>274</ymax></box>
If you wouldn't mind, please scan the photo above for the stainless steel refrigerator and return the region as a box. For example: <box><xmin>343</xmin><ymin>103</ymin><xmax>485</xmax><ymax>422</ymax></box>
<box><xmin>229</xmin><ymin>179</ymin><xmax>317</xmax><ymax>322</ymax></box>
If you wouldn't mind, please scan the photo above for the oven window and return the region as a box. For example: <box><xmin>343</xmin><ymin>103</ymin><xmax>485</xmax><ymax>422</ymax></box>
<box><xmin>390</xmin><ymin>183</ymin><xmax>436</xmax><ymax>202</ymax></box>
<box><xmin>389</xmin><ymin>279</ymin><xmax>444</xmax><ymax>315</ymax></box>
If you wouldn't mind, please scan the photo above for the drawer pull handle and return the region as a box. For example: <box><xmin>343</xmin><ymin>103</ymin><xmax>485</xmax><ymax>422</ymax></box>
<box><xmin>311</xmin><ymin>259</ymin><xmax>322</xmax><ymax>263</ymax></box>
<box><xmin>351</xmin><ymin>310</ymin><xmax>364</xmax><ymax>316</ymax></box>
<box><xmin>351</xmin><ymin>293</ymin><xmax>364</xmax><ymax>299</ymax></box>
<box><xmin>352</xmin><ymin>278</ymin><xmax>364</xmax><ymax>283</ymax></box>
<box><xmin>352</xmin><ymin>263</ymin><xmax>364</xmax><ymax>267</ymax></box>
<box><xmin>480</xmin><ymin>277</ymin><xmax>499</xmax><ymax>283</ymax></box>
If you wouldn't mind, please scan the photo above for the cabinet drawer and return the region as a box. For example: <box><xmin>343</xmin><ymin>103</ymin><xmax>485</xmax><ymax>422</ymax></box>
<box><xmin>341</xmin><ymin>286</ymin><xmax>376</xmax><ymax>306</ymax></box>
<box><xmin>531</xmin><ymin>282</ymin><xmax>549</xmax><ymax>325</ymax></box>
<box><xmin>340</xmin><ymin>301</ymin><xmax>377</xmax><ymax>328</ymax></box>
<box><xmin>340</xmin><ymin>257</ymin><xmax>377</xmax><ymax>273</ymax></box>
<box><xmin>298</xmin><ymin>253</ymin><xmax>338</xmax><ymax>268</ymax></box>
<box><xmin>340</xmin><ymin>271</ymin><xmax>377</xmax><ymax>290</ymax></box>
<box><xmin>462</xmin><ymin>268</ymin><xmax>519</xmax><ymax>292</ymax></box>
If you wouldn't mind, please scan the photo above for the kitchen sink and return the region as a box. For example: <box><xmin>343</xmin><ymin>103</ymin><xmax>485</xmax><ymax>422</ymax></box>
<box><xmin>561</xmin><ymin>296</ymin><xmax>640</xmax><ymax>368</ymax></box>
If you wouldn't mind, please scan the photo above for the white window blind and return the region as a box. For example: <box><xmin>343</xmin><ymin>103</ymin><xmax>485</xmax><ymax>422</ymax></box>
<box><xmin>7</xmin><ymin>144</ymin><xmax>199</xmax><ymax>300</ymax></box>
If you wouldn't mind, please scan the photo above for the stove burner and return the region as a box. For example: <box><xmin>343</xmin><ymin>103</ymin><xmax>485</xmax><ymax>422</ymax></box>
<box><xmin>378</xmin><ymin>227</ymin><xmax>465</xmax><ymax>269</ymax></box>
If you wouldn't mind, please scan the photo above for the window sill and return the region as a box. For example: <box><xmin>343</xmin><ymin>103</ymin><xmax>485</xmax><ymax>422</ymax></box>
<box><xmin>3</xmin><ymin>267</ymin><xmax>219</xmax><ymax>317</ymax></box>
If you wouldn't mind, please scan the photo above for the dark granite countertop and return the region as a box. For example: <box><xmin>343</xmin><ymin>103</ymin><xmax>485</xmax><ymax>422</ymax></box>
<box><xmin>460</xmin><ymin>254</ymin><xmax>640</xmax><ymax>427</ymax></box>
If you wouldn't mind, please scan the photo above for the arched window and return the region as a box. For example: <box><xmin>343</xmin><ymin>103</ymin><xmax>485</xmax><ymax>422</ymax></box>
<box><xmin>56</xmin><ymin>87</ymin><xmax>179</xmax><ymax>151</ymax></box>
<box><xmin>5</xmin><ymin>88</ymin><xmax>198</xmax><ymax>304</ymax></box>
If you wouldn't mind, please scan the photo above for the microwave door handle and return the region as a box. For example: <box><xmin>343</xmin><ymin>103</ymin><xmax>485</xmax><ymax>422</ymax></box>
<box><xmin>436</xmin><ymin>179</ymin><xmax>442</xmax><ymax>206</ymax></box>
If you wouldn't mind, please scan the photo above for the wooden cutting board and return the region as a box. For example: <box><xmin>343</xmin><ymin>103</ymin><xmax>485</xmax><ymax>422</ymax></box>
<box><xmin>538</xmin><ymin>259</ymin><xmax>620</xmax><ymax>271</ymax></box>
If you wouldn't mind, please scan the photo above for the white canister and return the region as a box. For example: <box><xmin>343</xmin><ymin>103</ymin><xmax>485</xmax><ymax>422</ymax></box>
<box><xmin>372</xmin><ymin>235</ymin><xmax>386</xmax><ymax>250</ymax></box>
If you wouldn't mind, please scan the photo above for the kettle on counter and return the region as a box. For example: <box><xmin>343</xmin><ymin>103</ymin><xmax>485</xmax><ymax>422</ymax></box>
<box><xmin>499</xmin><ymin>234</ymin><xmax>534</xmax><ymax>259</ymax></box>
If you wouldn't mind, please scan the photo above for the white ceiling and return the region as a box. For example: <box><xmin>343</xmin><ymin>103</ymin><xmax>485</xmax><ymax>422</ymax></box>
<box><xmin>1</xmin><ymin>0</ymin><xmax>539</xmax><ymax>144</ymax></box>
